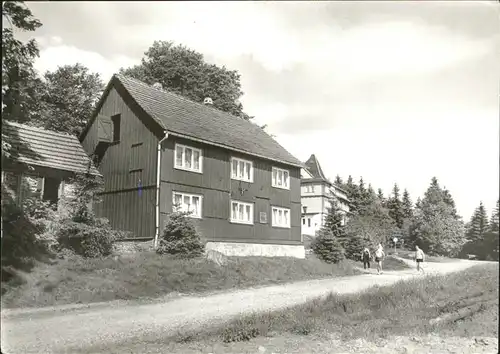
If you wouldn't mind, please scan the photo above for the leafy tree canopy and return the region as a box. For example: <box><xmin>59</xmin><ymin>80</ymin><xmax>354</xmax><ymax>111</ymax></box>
<box><xmin>120</xmin><ymin>40</ymin><xmax>252</xmax><ymax>120</ymax></box>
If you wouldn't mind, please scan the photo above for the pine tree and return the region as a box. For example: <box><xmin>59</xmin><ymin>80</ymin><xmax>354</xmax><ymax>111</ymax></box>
<box><xmin>386</xmin><ymin>183</ymin><xmax>405</xmax><ymax>229</ymax></box>
<box><xmin>334</xmin><ymin>175</ymin><xmax>343</xmax><ymax>186</ymax></box>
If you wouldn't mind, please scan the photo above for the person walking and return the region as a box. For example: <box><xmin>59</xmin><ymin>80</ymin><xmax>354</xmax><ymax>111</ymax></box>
<box><xmin>362</xmin><ymin>247</ymin><xmax>371</xmax><ymax>270</ymax></box>
<box><xmin>375</xmin><ymin>244</ymin><xmax>385</xmax><ymax>274</ymax></box>
<box><xmin>415</xmin><ymin>245</ymin><xmax>425</xmax><ymax>274</ymax></box>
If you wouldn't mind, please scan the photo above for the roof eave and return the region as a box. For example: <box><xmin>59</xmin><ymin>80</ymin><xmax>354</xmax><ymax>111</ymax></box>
<box><xmin>166</xmin><ymin>130</ymin><xmax>303</xmax><ymax>168</ymax></box>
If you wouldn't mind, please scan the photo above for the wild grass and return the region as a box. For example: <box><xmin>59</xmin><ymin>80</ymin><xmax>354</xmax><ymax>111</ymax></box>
<box><xmin>1</xmin><ymin>252</ymin><xmax>360</xmax><ymax>309</ymax></box>
<box><xmin>177</xmin><ymin>263</ymin><xmax>498</xmax><ymax>343</ymax></box>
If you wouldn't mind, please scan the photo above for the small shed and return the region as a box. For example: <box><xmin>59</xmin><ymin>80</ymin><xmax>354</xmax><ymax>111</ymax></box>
<box><xmin>2</xmin><ymin>121</ymin><xmax>100</xmax><ymax>206</ymax></box>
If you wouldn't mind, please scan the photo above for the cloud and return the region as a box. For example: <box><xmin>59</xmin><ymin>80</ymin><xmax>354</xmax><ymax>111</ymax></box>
<box><xmin>26</xmin><ymin>1</ymin><xmax>499</xmax><ymax>221</ymax></box>
<box><xmin>34</xmin><ymin>44</ymin><xmax>137</xmax><ymax>81</ymax></box>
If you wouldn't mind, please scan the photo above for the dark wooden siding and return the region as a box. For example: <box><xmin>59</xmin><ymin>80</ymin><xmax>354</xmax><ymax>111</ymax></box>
<box><xmin>81</xmin><ymin>87</ymin><xmax>159</xmax><ymax>238</ymax></box>
<box><xmin>159</xmin><ymin>136</ymin><xmax>302</xmax><ymax>245</ymax></box>
<box><xmin>95</xmin><ymin>187</ymin><xmax>156</xmax><ymax>239</ymax></box>
<box><xmin>81</xmin><ymin>87</ymin><xmax>158</xmax><ymax>191</ymax></box>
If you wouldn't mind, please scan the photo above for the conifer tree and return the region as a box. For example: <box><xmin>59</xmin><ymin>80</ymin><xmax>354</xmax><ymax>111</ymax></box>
<box><xmin>386</xmin><ymin>183</ymin><xmax>405</xmax><ymax>229</ymax></box>
<box><xmin>377</xmin><ymin>188</ymin><xmax>385</xmax><ymax>206</ymax></box>
<box><xmin>442</xmin><ymin>187</ymin><xmax>459</xmax><ymax>219</ymax></box>
<box><xmin>410</xmin><ymin>178</ymin><xmax>465</xmax><ymax>256</ymax></box>
<box><xmin>311</xmin><ymin>199</ymin><xmax>346</xmax><ymax>263</ymax></box>
<box><xmin>489</xmin><ymin>200</ymin><xmax>499</xmax><ymax>233</ymax></box>
<box><xmin>402</xmin><ymin>189</ymin><xmax>413</xmax><ymax>219</ymax></box>
<box><xmin>466</xmin><ymin>201</ymin><xmax>489</xmax><ymax>244</ymax></box>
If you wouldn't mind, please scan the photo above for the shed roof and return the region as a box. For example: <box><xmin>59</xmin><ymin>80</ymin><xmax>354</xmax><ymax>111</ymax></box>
<box><xmin>3</xmin><ymin>121</ymin><xmax>100</xmax><ymax>176</ymax></box>
<box><xmin>110</xmin><ymin>74</ymin><xmax>303</xmax><ymax>167</ymax></box>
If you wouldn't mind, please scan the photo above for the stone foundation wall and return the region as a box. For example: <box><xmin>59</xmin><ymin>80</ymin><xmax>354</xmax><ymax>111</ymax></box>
<box><xmin>205</xmin><ymin>241</ymin><xmax>305</xmax><ymax>259</ymax></box>
<box><xmin>113</xmin><ymin>240</ymin><xmax>154</xmax><ymax>254</ymax></box>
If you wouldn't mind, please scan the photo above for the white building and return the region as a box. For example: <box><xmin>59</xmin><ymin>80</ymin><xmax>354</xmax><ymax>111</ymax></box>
<box><xmin>301</xmin><ymin>154</ymin><xmax>350</xmax><ymax>237</ymax></box>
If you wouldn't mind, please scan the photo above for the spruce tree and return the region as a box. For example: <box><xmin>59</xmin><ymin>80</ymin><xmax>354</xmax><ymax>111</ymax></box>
<box><xmin>489</xmin><ymin>200</ymin><xmax>499</xmax><ymax>233</ymax></box>
<box><xmin>402</xmin><ymin>189</ymin><xmax>413</xmax><ymax>219</ymax></box>
<box><xmin>334</xmin><ymin>175</ymin><xmax>343</xmax><ymax>186</ymax></box>
<box><xmin>442</xmin><ymin>187</ymin><xmax>459</xmax><ymax>219</ymax></box>
<box><xmin>344</xmin><ymin>175</ymin><xmax>360</xmax><ymax>214</ymax></box>
<box><xmin>386</xmin><ymin>183</ymin><xmax>405</xmax><ymax>229</ymax></box>
<box><xmin>410</xmin><ymin>178</ymin><xmax>466</xmax><ymax>256</ymax></box>
<box><xmin>311</xmin><ymin>199</ymin><xmax>346</xmax><ymax>263</ymax></box>
<box><xmin>466</xmin><ymin>201</ymin><xmax>489</xmax><ymax>243</ymax></box>
<box><xmin>415</xmin><ymin>197</ymin><xmax>422</xmax><ymax>209</ymax></box>
<box><xmin>377</xmin><ymin>188</ymin><xmax>385</xmax><ymax>206</ymax></box>
<box><xmin>357</xmin><ymin>178</ymin><xmax>375</xmax><ymax>215</ymax></box>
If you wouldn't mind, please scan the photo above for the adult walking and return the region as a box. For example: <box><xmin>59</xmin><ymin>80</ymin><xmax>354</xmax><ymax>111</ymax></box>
<box><xmin>375</xmin><ymin>244</ymin><xmax>385</xmax><ymax>275</ymax></box>
<box><xmin>415</xmin><ymin>245</ymin><xmax>425</xmax><ymax>274</ymax></box>
<box><xmin>362</xmin><ymin>247</ymin><xmax>371</xmax><ymax>270</ymax></box>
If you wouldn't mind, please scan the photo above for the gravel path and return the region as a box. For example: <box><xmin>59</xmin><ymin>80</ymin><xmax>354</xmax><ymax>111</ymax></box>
<box><xmin>0</xmin><ymin>259</ymin><xmax>487</xmax><ymax>354</ymax></box>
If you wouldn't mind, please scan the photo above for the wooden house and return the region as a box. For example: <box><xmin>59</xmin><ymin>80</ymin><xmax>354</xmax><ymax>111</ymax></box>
<box><xmin>2</xmin><ymin>121</ymin><xmax>100</xmax><ymax>206</ymax></box>
<box><xmin>301</xmin><ymin>154</ymin><xmax>350</xmax><ymax>236</ymax></box>
<box><xmin>79</xmin><ymin>74</ymin><xmax>305</xmax><ymax>258</ymax></box>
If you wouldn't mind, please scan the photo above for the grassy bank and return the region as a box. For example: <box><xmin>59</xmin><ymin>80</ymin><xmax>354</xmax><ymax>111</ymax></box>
<box><xmin>175</xmin><ymin>263</ymin><xmax>498</xmax><ymax>344</ymax></box>
<box><xmin>1</xmin><ymin>252</ymin><xmax>360</xmax><ymax>309</ymax></box>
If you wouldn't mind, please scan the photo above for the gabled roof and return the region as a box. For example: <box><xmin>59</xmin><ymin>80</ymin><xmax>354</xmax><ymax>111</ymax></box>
<box><xmin>89</xmin><ymin>74</ymin><xmax>303</xmax><ymax>167</ymax></box>
<box><xmin>3</xmin><ymin>121</ymin><xmax>100</xmax><ymax>175</ymax></box>
<box><xmin>304</xmin><ymin>154</ymin><xmax>328</xmax><ymax>181</ymax></box>
<box><xmin>302</xmin><ymin>153</ymin><xmax>349</xmax><ymax>197</ymax></box>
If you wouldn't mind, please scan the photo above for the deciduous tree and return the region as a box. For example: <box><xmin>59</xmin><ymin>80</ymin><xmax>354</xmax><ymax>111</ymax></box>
<box><xmin>120</xmin><ymin>41</ymin><xmax>251</xmax><ymax>119</ymax></box>
<box><xmin>39</xmin><ymin>64</ymin><xmax>104</xmax><ymax>136</ymax></box>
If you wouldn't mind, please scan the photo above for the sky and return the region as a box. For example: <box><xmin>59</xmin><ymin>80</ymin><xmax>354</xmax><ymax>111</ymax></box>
<box><xmin>21</xmin><ymin>1</ymin><xmax>500</xmax><ymax>221</ymax></box>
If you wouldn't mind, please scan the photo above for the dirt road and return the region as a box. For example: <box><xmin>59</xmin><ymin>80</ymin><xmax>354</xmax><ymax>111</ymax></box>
<box><xmin>0</xmin><ymin>259</ymin><xmax>487</xmax><ymax>354</ymax></box>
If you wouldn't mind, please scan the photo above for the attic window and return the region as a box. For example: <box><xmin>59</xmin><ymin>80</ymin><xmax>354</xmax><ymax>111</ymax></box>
<box><xmin>111</xmin><ymin>114</ymin><xmax>121</xmax><ymax>142</ymax></box>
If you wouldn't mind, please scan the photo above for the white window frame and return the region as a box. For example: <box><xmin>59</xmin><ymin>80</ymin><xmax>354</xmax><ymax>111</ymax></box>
<box><xmin>174</xmin><ymin>143</ymin><xmax>203</xmax><ymax>174</ymax></box>
<box><xmin>230</xmin><ymin>200</ymin><xmax>254</xmax><ymax>225</ymax></box>
<box><xmin>172</xmin><ymin>191</ymin><xmax>203</xmax><ymax>219</ymax></box>
<box><xmin>271</xmin><ymin>206</ymin><xmax>291</xmax><ymax>228</ymax></box>
<box><xmin>230</xmin><ymin>157</ymin><xmax>254</xmax><ymax>183</ymax></box>
<box><xmin>305</xmin><ymin>185</ymin><xmax>315</xmax><ymax>193</ymax></box>
<box><xmin>272</xmin><ymin>167</ymin><xmax>290</xmax><ymax>190</ymax></box>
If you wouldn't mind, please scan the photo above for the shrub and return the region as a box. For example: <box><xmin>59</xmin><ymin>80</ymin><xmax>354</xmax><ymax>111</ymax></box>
<box><xmin>56</xmin><ymin>218</ymin><xmax>123</xmax><ymax>258</ymax></box>
<box><xmin>311</xmin><ymin>229</ymin><xmax>345</xmax><ymax>264</ymax></box>
<box><xmin>157</xmin><ymin>211</ymin><xmax>205</xmax><ymax>257</ymax></box>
